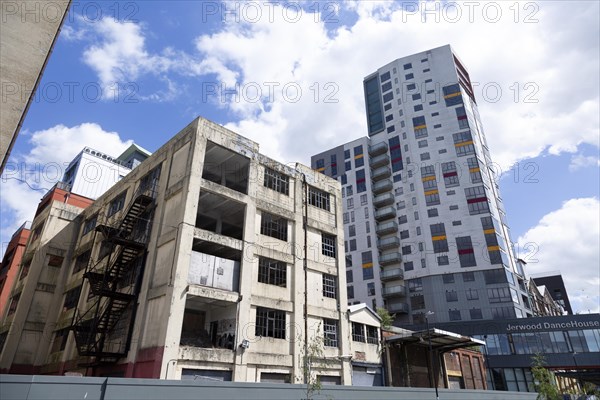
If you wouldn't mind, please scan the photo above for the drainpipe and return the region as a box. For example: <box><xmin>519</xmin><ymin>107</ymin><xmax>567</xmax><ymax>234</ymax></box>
<box><xmin>301</xmin><ymin>172</ymin><xmax>308</xmax><ymax>384</ymax></box>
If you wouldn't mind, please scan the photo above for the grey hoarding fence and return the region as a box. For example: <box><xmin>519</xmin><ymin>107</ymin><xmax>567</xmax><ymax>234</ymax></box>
<box><xmin>0</xmin><ymin>375</ymin><xmax>537</xmax><ymax>400</ymax></box>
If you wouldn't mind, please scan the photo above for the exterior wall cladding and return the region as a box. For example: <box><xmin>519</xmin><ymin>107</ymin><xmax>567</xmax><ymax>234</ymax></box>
<box><xmin>311</xmin><ymin>45</ymin><xmax>531</xmax><ymax>325</ymax></box>
<box><xmin>0</xmin><ymin>117</ymin><xmax>352</xmax><ymax>383</ymax></box>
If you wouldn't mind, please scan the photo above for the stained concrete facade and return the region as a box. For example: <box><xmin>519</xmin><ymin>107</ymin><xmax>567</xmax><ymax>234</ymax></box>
<box><xmin>0</xmin><ymin>117</ymin><xmax>355</xmax><ymax>384</ymax></box>
<box><xmin>0</xmin><ymin>0</ymin><xmax>71</xmax><ymax>172</ymax></box>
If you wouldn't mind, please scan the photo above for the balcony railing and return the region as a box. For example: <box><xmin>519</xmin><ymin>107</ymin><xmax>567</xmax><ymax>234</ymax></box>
<box><xmin>377</xmin><ymin>236</ymin><xmax>400</xmax><ymax>250</ymax></box>
<box><xmin>372</xmin><ymin>179</ymin><xmax>393</xmax><ymax>194</ymax></box>
<box><xmin>374</xmin><ymin>206</ymin><xmax>396</xmax><ymax>222</ymax></box>
<box><xmin>369</xmin><ymin>154</ymin><xmax>390</xmax><ymax>169</ymax></box>
<box><xmin>382</xmin><ymin>285</ymin><xmax>407</xmax><ymax>298</ymax></box>
<box><xmin>379</xmin><ymin>252</ymin><xmax>402</xmax><ymax>266</ymax></box>
<box><xmin>371</xmin><ymin>166</ymin><xmax>391</xmax><ymax>182</ymax></box>
<box><xmin>368</xmin><ymin>142</ymin><xmax>388</xmax><ymax>156</ymax></box>
<box><xmin>387</xmin><ymin>301</ymin><xmax>409</xmax><ymax>313</ymax></box>
<box><xmin>376</xmin><ymin>221</ymin><xmax>398</xmax><ymax>235</ymax></box>
<box><xmin>373</xmin><ymin>192</ymin><xmax>394</xmax><ymax>207</ymax></box>
<box><xmin>380</xmin><ymin>268</ymin><xmax>404</xmax><ymax>282</ymax></box>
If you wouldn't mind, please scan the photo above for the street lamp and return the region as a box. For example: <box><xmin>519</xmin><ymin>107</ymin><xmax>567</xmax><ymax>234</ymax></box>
<box><xmin>425</xmin><ymin>311</ymin><xmax>439</xmax><ymax>400</ymax></box>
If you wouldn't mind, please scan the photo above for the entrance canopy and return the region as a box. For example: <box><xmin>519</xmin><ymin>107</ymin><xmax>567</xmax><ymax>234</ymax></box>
<box><xmin>387</xmin><ymin>328</ymin><xmax>485</xmax><ymax>352</ymax></box>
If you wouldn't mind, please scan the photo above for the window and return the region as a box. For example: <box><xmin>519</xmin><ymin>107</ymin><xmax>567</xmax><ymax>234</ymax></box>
<box><xmin>367</xmin><ymin>282</ymin><xmax>376</xmax><ymax>296</ymax></box>
<box><xmin>343</xmin><ymin>213</ymin><xmax>349</xmax><ymax>224</ymax></box>
<box><xmin>411</xmin><ymin>294</ymin><xmax>425</xmax><ymax>309</ymax></box>
<box><xmin>82</xmin><ymin>214</ymin><xmax>97</xmax><ymax>236</ymax></box>
<box><xmin>466</xmin><ymin>289</ymin><xmax>479</xmax><ymax>300</ymax></box>
<box><xmin>449</xmin><ymin>310</ymin><xmax>462</xmax><ymax>321</ymax></box>
<box><xmin>446</xmin><ymin>291</ymin><xmax>458</xmax><ymax>302</ymax></box>
<box><xmin>348</xmin><ymin>225</ymin><xmax>356</xmax><ymax>237</ymax></box>
<box><xmin>488</xmin><ymin>287</ymin><xmax>512</xmax><ymax>303</ymax></box>
<box><xmin>420</xmin><ymin>152</ymin><xmax>430</xmax><ymax>161</ymax></box>
<box><xmin>405</xmin><ymin>73</ymin><xmax>414</xmax><ymax>80</ymax></box>
<box><xmin>261</xmin><ymin>212</ymin><xmax>288</xmax><ymax>241</ymax></box>
<box><xmin>381</xmin><ymin>82</ymin><xmax>392</xmax><ymax>92</ymax></box>
<box><xmin>456</xmin><ymin>236</ymin><xmax>476</xmax><ymax>267</ymax></box>
<box><xmin>383</xmin><ymin>92</ymin><xmax>394</xmax><ymax>103</ymax></box>
<box><xmin>380</xmin><ymin>71</ymin><xmax>391</xmax><ymax>81</ymax></box>
<box><xmin>362</xmin><ymin>251</ymin><xmax>374</xmax><ymax>280</ymax></box>
<box><xmin>442</xmin><ymin>274</ymin><xmax>455</xmax><ymax>284</ymax></box>
<box><xmin>403</xmin><ymin>63</ymin><xmax>412</xmax><ymax>70</ymax></box>
<box><xmin>366</xmin><ymin>325</ymin><xmax>378</xmax><ymax>344</ymax></box>
<box><xmin>346</xmin><ymin>270</ymin><xmax>353</xmax><ymax>283</ymax></box>
<box><xmin>408</xmin><ymin>278</ymin><xmax>423</xmax><ymax>292</ymax></box>
<box><xmin>400</xmin><ymin>230</ymin><xmax>409</xmax><ymax>239</ymax></box>
<box><xmin>322</xmin><ymin>234</ymin><xmax>337</xmax><ymax>258</ymax></box>
<box><xmin>108</xmin><ymin>191</ymin><xmax>127</xmax><ymax>216</ymax></box>
<box><xmin>347</xmin><ymin>198</ymin><xmax>354</xmax><ymax>209</ymax></box>
<box><xmin>470</xmin><ymin>309</ymin><xmax>483</xmax><ymax>319</ymax></box>
<box><xmin>484</xmin><ymin>269</ymin><xmax>507</xmax><ymax>284</ymax></box>
<box><xmin>98</xmin><ymin>240</ymin><xmax>112</xmax><ymax>260</ymax></box>
<box><xmin>308</xmin><ymin>186</ymin><xmax>330</xmax><ymax>210</ymax></box>
<box><xmin>352</xmin><ymin>322</ymin><xmax>365</xmax><ymax>342</ymax></box>
<box><xmin>442</xmin><ymin>161</ymin><xmax>459</xmax><ymax>187</ymax></box>
<box><xmin>356</xmin><ymin>169</ymin><xmax>366</xmax><ymax>192</ymax></box>
<box><xmin>264</xmin><ymin>167</ymin><xmax>289</xmax><ymax>195</ymax></box>
<box><xmin>425</xmin><ymin>192</ymin><xmax>440</xmax><ymax>206</ymax></box>
<box><xmin>354</xmin><ymin>146</ymin><xmax>364</xmax><ymax>167</ymax></box>
<box><xmin>50</xmin><ymin>329</ymin><xmax>70</xmax><ymax>353</ymax></box>
<box><xmin>418</xmin><ymin>140</ymin><xmax>428</xmax><ymax>148</ymax></box>
<box><xmin>323</xmin><ymin>319</ymin><xmax>338</xmax><ymax>347</ymax></box>
<box><xmin>437</xmin><ymin>256</ymin><xmax>449</xmax><ymax>266</ymax></box>
<box><xmin>322</xmin><ymin>274</ymin><xmax>337</xmax><ymax>299</ymax></box>
<box><xmin>255</xmin><ymin>307</ymin><xmax>286</xmax><ymax>339</ymax></box>
<box><xmin>63</xmin><ymin>286</ymin><xmax>82</xmax><ymax>310</ymax></box>
<box><xmin>346</xmin><ymin>186</ymin><xmax>353</xmax><ymax>196</ymax></box>
<box><xmin>414</xmin><ymin>105</ymin><xmax>423</xmax><ymax>112</ymax></box>
<box><xmin>344</xmin><ymin>149</ymin><xmax>350</xmax><ymax>159</ymax></box>
<box><xmin>402</xmin><ymin>245</ymin><xmax>412</xmax><ymax>255</ymax></box>
<box><xmin>360</xmin><ymin>194</ymin><xmax>368</xmax><ymax>205</ymax></box>
<box><xmin>258</xmin><ymin>257</ymin><xmax>287</xmax><ymax>287</ymax></box>
<box><xmin>404</xmin><ymin>261</ymin><xmax>414</xmax><ymax>271</ymax></box>
<box><xmin>398</xmin><ymin>215</ymin><xmax>408</xmax><ymax>224</ymax></box>
<box><xmin>427</xmin><ymin>208</ymin><xmax>438</xmax><ymax>218</ymax></box>
<box><xmin>465</xmin><ymin>186</ymin><xmax>490</xmax><ymax>215</ymax></box>
<box><xmin>463</xmin><ymin>272</ymin><xmax>475</xmax><ymax>282</ymax></box>
<box><xmin>73</xmin><ymin>250</ymin><xmax>91</xmax><ymax>273</ymax></box>
<box><xmin>8</xmin><ymin>294</ymin><xmax>20</xmax><ymax>315</ymax></box>
<box><xmin>347</xmin><ymin>285</ymin><xmax>354</xmax><ymax>299</ymax></box>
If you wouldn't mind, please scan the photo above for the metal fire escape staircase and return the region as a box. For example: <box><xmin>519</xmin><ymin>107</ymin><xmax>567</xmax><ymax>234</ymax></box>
<box><xmin>71</xmin><ymin>182</ymin><xmax>157</xmax><ymax>365</ymax></box>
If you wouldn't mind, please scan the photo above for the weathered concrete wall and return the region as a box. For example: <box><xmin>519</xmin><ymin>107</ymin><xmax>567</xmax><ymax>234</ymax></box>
<box><xmin>0</xmin><ymin>374</ymin><xmax>538</xmax><ymax>400</ymax></box>
<box><xmin>0</xmin><ymin>1</ymin><xmax>71</xmax><ymax>171</ymax></box>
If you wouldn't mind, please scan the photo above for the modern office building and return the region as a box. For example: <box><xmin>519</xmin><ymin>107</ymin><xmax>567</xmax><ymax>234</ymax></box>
<box><xmin>0</xmin><ymin>117</ymin><xmax>356</xmax><ymax>384</ymax></box>
<box><xmin>311</xmin><ymin>45</ymin><xmax>532</xmax><ymax>325</ymax></box>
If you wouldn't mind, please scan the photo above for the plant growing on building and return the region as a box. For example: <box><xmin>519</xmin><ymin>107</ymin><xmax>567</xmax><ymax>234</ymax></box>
<box><xmin>376</xmin><ymin>307</ymin><xmax>394</xmax><ymax>330</ymax></box>
<box><xmin>297</xmin><ymin>323</ymin><xmax>335</xmax><ymax>400</ymax></box>
<box><xmin>531</xmin><ymin>353</ymin><xmax>561</xmax><ymax>400</ymax></box>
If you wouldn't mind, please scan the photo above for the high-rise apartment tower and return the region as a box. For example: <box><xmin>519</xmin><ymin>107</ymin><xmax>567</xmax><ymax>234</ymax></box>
<box><xmin>312</xmin><ymin>45</ymin><xmax>532</xmax><ymax>325</ymax></box>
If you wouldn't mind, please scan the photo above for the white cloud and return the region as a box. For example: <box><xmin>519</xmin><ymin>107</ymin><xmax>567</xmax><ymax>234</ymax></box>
<box><xmin>0</xmin><ymin>123</ymin><xmax>131</xmax><ymax>254</ymax></box>
<box><xmin>73</xmin><ymin>2</ymin><xmax>599</xmax><ymax>167</ymax></box>
<box><xmin>518</xmin><ymin>198</ymin><xmax>600</xmax><ymax>314</ymax></box>
<box><xmin>25</xmin><ymin>123</ymin><xmax>131</xmax><ymax>165</ymax></box>
<box><xmin>185</xmin><ymin>1</ymin><xmax>599</xmax><ymax>167</ymax></box>
<box><xmin>81</xmin><ymin>18</ymin><xmax>172</xmax><ymax>99</ymax></box>
<box><xmin>569</xmin><ymin>154</ymin><xmax>600</xmax><ymax>172</ymax></box>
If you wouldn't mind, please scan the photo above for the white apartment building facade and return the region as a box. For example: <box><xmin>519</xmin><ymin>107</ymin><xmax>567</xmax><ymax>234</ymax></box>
<box><xmin>312</xmin><ymin>45</ymin><xmax>532</xmax><ymax>325</ymax></box>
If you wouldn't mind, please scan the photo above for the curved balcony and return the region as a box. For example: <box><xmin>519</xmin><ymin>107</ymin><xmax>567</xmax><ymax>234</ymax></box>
<box><xmin>372</xmin><ymin>179</ymin><xmax>393</xmax><ymax>194</ymax></box>
<box><xmin>371</xmin><ymin>166</ymin><xmax>391</xmax><ymax>182</ymax></box>
<box><xmin>387</xmin><ymin>301</ymin><xmax>409</xmax><ymax>313</ymax></box>
<box><xmin>374</xmin><ymin>206</ymin><xmax>396</xmax><ymax>222</ymax></box>
<box><xmin>369</xmin><ymin>153</ymin><xmax>390</xmax><ymax>169</ymax></box>
<box><xmin>380</xmin><ymin>268</ymin><xmax>404</xmax><ymax>282</ymax></box>
<box><xmin>376</xmin><ymin>221</ymin><xmax>398</xmax><ymax>236</ymax></box>
<box><xmin>377</xmin><ymin>236</ymin><xmax>400</xmax><ymax>250</ymax></box>
<box><xmin>382</xmin><ymin>285</ymin><xmax>407</xmax><ymax>298</ymax></box>
<box><xmin>369</xmin><ymin>142</ymin><xmax>388</xmax><ymax>156</ymax></box>
<box><xmin>373</xmin><ymin>192</ymin><xmax>394</xmax><ymax>207</ymax></box>
<box><xmin>379</xmin><ymin>252</ymin><xmax>402</xmax><ymax>266</ymax></box>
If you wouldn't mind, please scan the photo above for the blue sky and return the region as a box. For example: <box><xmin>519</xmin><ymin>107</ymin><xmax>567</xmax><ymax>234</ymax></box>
<box><xmin>1</xmin><ymin>1</ymin><xmax>598</xmax><ymax>313</ymax></box>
